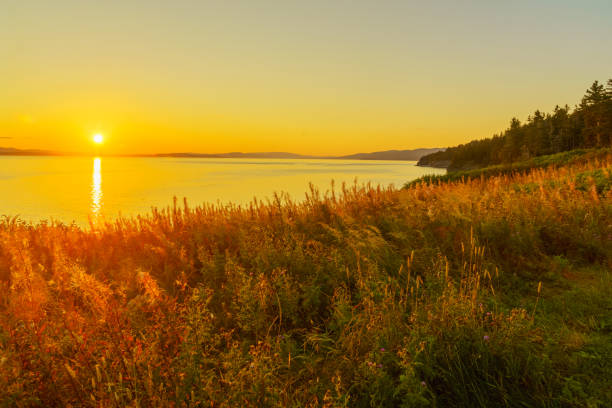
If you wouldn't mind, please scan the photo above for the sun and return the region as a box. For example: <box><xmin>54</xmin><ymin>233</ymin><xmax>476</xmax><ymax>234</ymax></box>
<box><xmin>93</xmin><ymin>133</ymin><xmax>104</xmax><ymax>144</ymax></box>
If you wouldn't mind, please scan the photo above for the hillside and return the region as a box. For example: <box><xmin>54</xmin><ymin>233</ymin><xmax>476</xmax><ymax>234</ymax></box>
<box><xmin>337</xmin><ymin>148</ymin><xmax>442</xmax><ymax>161</ymax></box>
<box><xmin>1</xmin><ymin>155</ymin><xmax>611</xmax><ymax>406</ymax></box>
<box><xmin>418</xmin><ymin>78</ymin><xmax>612</xmax><ymax>171</ymax></box>
<box><xmin>408</xmin><ymin>148</ymin><xmax>612</xmax><ymax>187</ymax></box>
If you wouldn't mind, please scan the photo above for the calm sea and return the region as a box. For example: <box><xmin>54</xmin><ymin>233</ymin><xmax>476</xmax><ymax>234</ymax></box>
<box><xmin>0</xmin><ymin>156</ymin><xmax>444</xmax><ymax>226</ymax></box>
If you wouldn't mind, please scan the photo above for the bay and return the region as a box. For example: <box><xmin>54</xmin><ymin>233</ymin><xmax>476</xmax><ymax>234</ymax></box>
<box><xmin>0</xmin><ymin>156</ymin><xmax>445</xmax><ymax>226</ymax></box>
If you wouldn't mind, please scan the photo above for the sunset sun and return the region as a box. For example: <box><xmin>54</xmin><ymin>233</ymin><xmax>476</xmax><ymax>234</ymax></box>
<box><xmin>93</xmin><ymin>133</ymin><xmax>104</xmax><ymax>144</ymax></box>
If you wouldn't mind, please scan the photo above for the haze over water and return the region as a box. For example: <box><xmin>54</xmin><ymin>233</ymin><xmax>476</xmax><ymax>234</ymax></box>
<box><xmin>0</xmin><ymin>156</ymin><xmax>444</xmax><ymax>226</ymax></box>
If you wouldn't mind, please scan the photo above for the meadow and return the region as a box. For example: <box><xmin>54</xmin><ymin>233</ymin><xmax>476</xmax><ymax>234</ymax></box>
<box><xmin>1</xmin><ymin>153</ymin><xmax>611</xmax><ymax>407</ymax></box>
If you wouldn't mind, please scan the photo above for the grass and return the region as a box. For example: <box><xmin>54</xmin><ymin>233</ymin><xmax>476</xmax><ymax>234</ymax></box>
<box><xmin>1</xmin><ymin>152</ymin><xmax>612</xmax><ymax>406</ymax></box>
<box><xmin>407</xmin><ymin>148</ymin><xmax>612</xmax><ymax>188</ymax></box>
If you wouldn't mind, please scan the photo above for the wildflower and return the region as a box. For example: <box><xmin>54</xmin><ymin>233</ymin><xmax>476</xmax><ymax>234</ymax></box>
<box><xmin>380</xmin><ymin>347</ymin><xmax>385</xmax><ymax>352</ymax></box>
<box><xmin>483</xmin><ymin>335</ymin><xmax>490</xmax><ymax>341</ymax></box>
<box><xmin>421</xmin><ymin>381</ymin><xmax>426</xmax><ymax>387</ymax></box>
<box><xmin>378</xmin><ymin>364</ymin><xmax>383</xmax><ymax>368</ymax></box>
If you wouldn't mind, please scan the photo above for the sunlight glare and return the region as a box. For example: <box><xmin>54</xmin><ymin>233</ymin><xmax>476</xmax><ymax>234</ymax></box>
<box><xmin>93</xmin><ymin>133</ymin><xmax>104</xmax><ymax>144</ymax></box>
<box><xmin>91</xmin><ymin>157</ymin><xmax>102</xmax><ymax>220</ymax></box>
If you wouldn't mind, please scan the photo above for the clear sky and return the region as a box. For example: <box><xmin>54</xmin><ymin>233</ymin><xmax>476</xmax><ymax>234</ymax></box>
<box><xmin>1</xmin><ymin>0</ymin><xmax>611</xmax><ymax>155</ymax></box>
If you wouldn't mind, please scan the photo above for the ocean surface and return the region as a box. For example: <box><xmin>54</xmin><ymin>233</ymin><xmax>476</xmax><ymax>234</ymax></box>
<box><xmin>0</xmin><ymin>156</ymin><xmax>445</xmax><ymax>226</ymax></box>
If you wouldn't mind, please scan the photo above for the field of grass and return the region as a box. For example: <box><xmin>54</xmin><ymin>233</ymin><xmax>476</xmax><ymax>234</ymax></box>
<box><xmin>1</xmin><ymin>154</ymin><xmax>611</xmax><ymax>407</ymax></box>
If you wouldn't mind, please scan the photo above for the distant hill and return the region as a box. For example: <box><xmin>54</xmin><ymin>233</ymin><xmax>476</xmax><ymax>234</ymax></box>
<box><xmin>337</xmin><ymin>148</ymin><xmax>442</xmax><ymax>161</ymax></box>
<box><xmin>155</xmin><ymin>152</ymin><xmax>321</xmax><ymax>159</ymax></box>
<box><xmin>0</xmin><ymin>147</ymin><xmax>58</xmax><ymax>156</ymax></box>
<box><xmin>158</xmin><ymin>149</ymin><xmax>442</xmax><ymax>161</ymax></box>
<box><xmin>1</xmin><ymin>147</ymin><xmax>443</xmax><ymax>161</ymax></box>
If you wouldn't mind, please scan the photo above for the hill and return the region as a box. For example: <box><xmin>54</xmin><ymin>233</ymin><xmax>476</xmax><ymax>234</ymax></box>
<box><xmin>162</xmin><ymin>148</ymin><xmax>442</xmax><ymax>161</ymax></box>
<box><xmin>155</xmin><ymin>151</ymin><xmax>321</xmax><ymax>159</ymax></box>
<box><xmin>408</xmin><ymin>148</ymin><xmax>612</xmax><ymax>187</ymax></box>
<box><xmin>0</xmin><ymin>147</ymin><xmax>441</xmax><ymax>161</ymax></box>
<box><xmin>0</xmin><ymin>147</ymin><xmax>58</xmax><ymax>156</ymax></box>
<box><xmin>337</xmin><ymin>148</ymin><xmax>442</xmax><ymax>161</ymax></box>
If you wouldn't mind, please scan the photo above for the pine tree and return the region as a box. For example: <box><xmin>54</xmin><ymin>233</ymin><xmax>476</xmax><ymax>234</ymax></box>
<box><xmin>581</xmin><ymin>81</ymin><xmax>607</xmax><ymax>146</ymax></box>
<box><xmin>417</xmin><ymin>78</ymin><xmax>612</xmax><ymax>169</ymax></box>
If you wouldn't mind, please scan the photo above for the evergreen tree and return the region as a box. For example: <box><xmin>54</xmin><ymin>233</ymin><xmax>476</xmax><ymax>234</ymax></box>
<box><xmin>581</xmin><ymin>81</ymin><xmax>607</xmax><ymax>146</ymax></box>
<box><xmin>417</xmin><ymin>78</ymin><xmax>612</xmax><ymax>170</ymax></box>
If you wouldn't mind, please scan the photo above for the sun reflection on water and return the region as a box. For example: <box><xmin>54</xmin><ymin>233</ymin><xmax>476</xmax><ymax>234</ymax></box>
<box><xmin>91</xmin><ymin>157</ymin><xmax>102</xmax><ymax>219</ymax></box>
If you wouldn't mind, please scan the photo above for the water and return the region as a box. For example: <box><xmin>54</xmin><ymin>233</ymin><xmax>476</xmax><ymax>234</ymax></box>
<box><xmin>0</xmin><ymin>156</ymin><xmax>445</xmax><ymax>226</ymax></box>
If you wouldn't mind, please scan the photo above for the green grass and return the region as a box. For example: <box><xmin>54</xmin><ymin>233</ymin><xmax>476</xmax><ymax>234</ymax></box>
<box><xmin>407</xmin><ymin>148</ymin><xmax>612</xmax><ymax>188</ymax></box>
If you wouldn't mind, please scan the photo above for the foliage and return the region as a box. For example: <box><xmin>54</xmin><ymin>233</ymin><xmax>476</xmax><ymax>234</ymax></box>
<box><xmin>418</xmin><ymin>79</ymin><xmax>612</xmax><ymax>171</ymax></box>
<box><xmin>1</xmin><ymin>157</ymin><xmax>612</xmax><ymax>406</ymax></box>
<box><xmin>407</xmin><ymin>148</ymin><xmax>612</xmax><ymax>187</ymax></box>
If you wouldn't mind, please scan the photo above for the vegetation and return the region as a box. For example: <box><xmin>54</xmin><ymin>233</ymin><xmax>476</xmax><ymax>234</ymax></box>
<box><xmin>418</xmin><ymin>79</ymin><xmax>612</xmax><ymax>171</ymax></box>
<box><xmin>1</xmin><ymin>154</ymin><xmax>612</xmax><ymax>407</ymax></box>
<box><xmin>407</xmin><ymin>148</ymin><xmax>612</xmax><ymax>187</ymax></box>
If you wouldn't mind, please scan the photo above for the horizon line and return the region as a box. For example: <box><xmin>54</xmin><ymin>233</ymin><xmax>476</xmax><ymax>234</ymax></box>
<box><xmin>0</xmin><ymin>146</ymin><xmax>444</xmax><ymax>160</ymax></box>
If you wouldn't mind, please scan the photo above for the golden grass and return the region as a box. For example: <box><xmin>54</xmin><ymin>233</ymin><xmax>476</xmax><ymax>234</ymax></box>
<box><xmin>1</xmin><ymin>155</ymin><xmax>612</xmax><ymax>406</ymax></box>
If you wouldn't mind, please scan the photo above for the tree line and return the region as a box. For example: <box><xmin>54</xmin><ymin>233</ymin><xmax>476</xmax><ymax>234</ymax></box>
<box><xmin>418</xmin><ymin>79</ymin><xmax>612</xmax><ymax>170</ymax></box>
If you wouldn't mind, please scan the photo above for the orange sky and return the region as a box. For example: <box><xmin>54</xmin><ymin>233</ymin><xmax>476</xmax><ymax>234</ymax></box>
<box><xmin>2</xmin><ymin>1</ymin><xmax>611</xmax><ymax>155</ymax></box>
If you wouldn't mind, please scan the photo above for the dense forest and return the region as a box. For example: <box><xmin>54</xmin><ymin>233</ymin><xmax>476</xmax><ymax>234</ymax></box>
<box><xmin>418</xmin><ymin>79</ymin><xmax>612</xmax><ymax>170</ymax></box>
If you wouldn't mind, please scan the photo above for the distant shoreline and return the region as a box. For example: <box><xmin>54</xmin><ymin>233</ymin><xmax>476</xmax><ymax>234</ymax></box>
<box><xmin>0</xmin><ymin>147</ymin><xmax>443</xmax><ymax>161</ymax></box>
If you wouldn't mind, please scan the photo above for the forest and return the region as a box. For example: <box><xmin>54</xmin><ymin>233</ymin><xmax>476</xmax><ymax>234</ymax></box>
<box><xmin>418</xmin><ymin>79</ymin><xmax>612</xmax><ymax>171</ymax></box>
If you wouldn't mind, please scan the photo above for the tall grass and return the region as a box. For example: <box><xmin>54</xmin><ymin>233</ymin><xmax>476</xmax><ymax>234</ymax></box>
<box><xmin>1</xmin><ymin>156</ymin><xmax>611</xmax><ymax>406</ymax></box>
<box><xmin>408</xmin><ymin>148</ymin><xmax>612</xmax><ymax>188</ymax></box>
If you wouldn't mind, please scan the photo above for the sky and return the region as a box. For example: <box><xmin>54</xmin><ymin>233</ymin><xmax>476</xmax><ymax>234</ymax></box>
<box><xmin>1</xmin><ymin>0</ymin><xmax>611</xmax><ymax>156</ymax></box>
